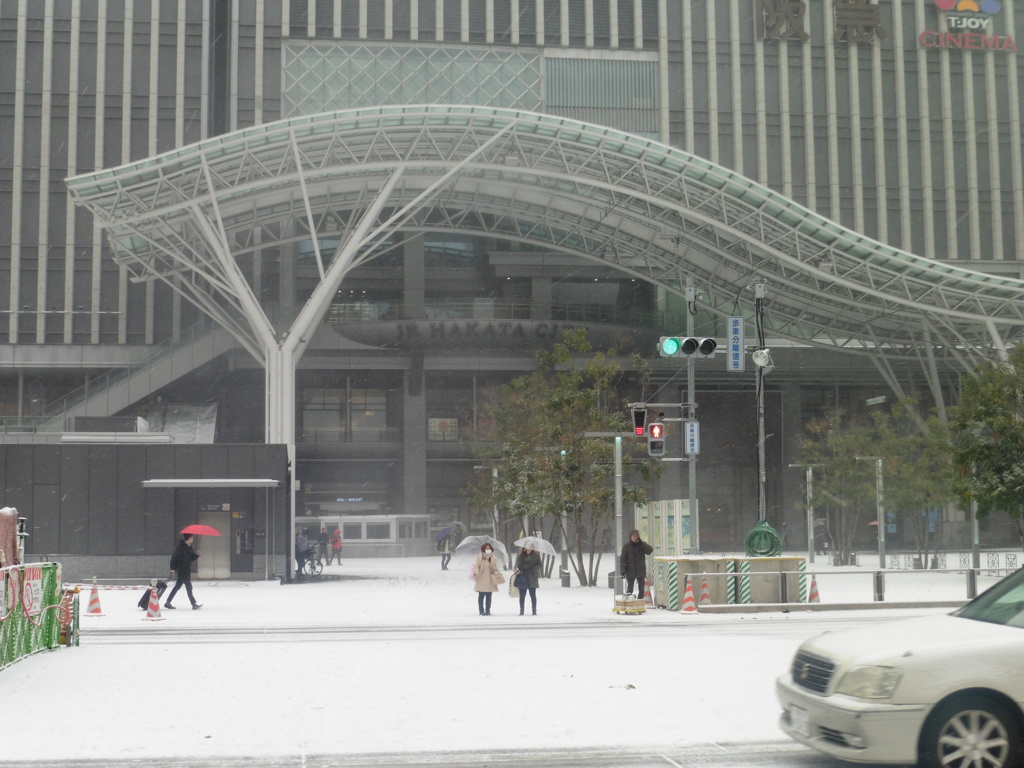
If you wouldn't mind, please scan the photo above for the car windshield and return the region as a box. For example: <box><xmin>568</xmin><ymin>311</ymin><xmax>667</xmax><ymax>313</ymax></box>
<box><xmin>954</xmin><ymin>567</ymin><xmax>1024</xmax><ymax>628</ymax></box>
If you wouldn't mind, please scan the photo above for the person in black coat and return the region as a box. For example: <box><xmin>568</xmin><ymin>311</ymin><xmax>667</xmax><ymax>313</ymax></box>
<box><xmin>165</xmin><ymin>534</ymin><xmax>202</xmax><ymax>610</ymax></box>
<box><xmin>620</xmin><ymin>529</ymin><xmax>654</xmax><ymax>598</ymax></box>
<box><xmin>514</xmin><ymin>545</ymin><xmax>542</xmax><ymax>616</ymax></box>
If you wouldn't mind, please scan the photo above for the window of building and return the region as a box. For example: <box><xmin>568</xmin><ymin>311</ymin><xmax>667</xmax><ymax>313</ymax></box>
<box><xmin>398</xmin><ymin>519</ymin><xmax>429</xmax><ymax>539</ymax></box>
<box><xmin>350</xmin><ymin>388</ymin><xmax>387</xmax><ymax>440</ymax></box>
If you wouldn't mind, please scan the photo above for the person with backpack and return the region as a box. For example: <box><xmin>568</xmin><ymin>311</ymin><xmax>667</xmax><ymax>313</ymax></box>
<box><xmin>165</xmin><ymin>533</ymin><xmax>201</xmax><ymax>610</ymax></box>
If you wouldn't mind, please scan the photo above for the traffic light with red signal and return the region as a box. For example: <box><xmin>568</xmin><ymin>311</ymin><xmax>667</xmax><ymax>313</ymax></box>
<box><xmin>631</xmin><ymin>407</ymin><xmax>647</xmax><ymax>436</ymax></box>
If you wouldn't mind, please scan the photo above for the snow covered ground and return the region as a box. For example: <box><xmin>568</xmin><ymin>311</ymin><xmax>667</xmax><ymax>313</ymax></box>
<box><xmin>0</xmin><ymin>550</ymin><xmax>1010</xmax><ymax>764</ymax></box>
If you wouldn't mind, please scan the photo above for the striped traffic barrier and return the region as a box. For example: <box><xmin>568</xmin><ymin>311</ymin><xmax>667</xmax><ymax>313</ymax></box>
<box><xmin>667</xmin><ymin>561</ymin><xmax>679</xmax><ymax>610</ymax></box>
<box><xmin>739</xmin><ymin>559</ymin><xmax>751</xmax><ymax>604</ymax></box>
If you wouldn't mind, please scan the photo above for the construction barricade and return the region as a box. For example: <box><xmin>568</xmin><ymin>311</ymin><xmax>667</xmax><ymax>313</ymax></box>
<box><xmin>653</xmin><ymin>555</ymin><xmax>808</xmax><ymax>608</ymax></box>
<box><xmin>1</xmin><ymin>562</ymin><xmax>79</xmax><ymax>670</ymax></box>
<box><xmin>652</xmin><ymin>557</ymin><xmax>732</xmax><ymax>609</ymax></box>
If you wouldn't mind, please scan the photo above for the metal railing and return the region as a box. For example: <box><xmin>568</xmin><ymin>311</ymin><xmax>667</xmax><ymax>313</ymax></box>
<box><xmin>0</xmin><ymin>319</ymin><xmax>217</xmax><ymax>433</ymax></box>
<box><xmin>324</xmin><ymin>299</ymin><xmax>668</xmax><ymax>329</ymax></box>
<box><xmin>675</xmin><ymin>567</ymin><xmax>1017</xmax><ymax>606</ymax></box>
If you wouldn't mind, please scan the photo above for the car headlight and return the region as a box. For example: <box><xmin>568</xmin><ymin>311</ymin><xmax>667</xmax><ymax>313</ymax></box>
<box><xmin>835</xmin><ymin>666</ymin><xmax>903</xmax><ymax>699</ymax></box>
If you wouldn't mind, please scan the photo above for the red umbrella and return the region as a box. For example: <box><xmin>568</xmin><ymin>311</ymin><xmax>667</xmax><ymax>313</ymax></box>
<box><xmin>180</xmin><ymin>524</ymin><xmax>221</xmax><ymax>537</ymax></box>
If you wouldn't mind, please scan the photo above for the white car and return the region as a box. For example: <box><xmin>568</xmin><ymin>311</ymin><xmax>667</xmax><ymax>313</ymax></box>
<box><xmin>777</xmin><ymin>567</ymin><xmax>1024</xmax><ymax>768</ymax></box>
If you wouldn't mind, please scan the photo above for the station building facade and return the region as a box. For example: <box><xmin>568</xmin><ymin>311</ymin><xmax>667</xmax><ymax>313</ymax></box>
<box><xmin>2</xmin><ymin>1</ymin><xmax>1023</xmax><ymax>574</ymax></box>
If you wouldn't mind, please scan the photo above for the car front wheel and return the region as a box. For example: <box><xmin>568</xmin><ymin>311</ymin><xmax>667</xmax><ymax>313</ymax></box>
<box><xmin>919</xmin><ymin>695</ymin><xmax>1022</xmax><ymax>768</ymax></box>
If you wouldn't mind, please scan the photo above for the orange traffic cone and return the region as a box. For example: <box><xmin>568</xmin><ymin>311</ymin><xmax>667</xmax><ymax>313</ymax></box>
<box><xmin>808</xmin><ymin>575</ymin><xmax>821</xmax><ymax>603</ymax></box>
<box><xmin>680</xmin><ymin>575</ymin><xmax>697</xmax><ymax>613</ymax></box>
<box><xmin>643</xmin><ymin>578</ymin><xmax>654</xmax><ymax>607</ymax></box>
<box><xmin>143</xmin><ymin>584</ymin><xmax>165</xmax><ymax>621</ymax></box>
<box><xmin>86</xmin><ymin>578</ymin><xmax>104</xmax><ymax>616</ymax></box>
<box><xmin>699</xmin><ymin>576</ymin><xmax>711</xmax><ymax>606</ymax></box>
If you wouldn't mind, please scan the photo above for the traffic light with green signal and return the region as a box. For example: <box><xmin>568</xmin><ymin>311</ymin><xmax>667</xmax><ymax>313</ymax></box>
<box><xmin>658</xmin><ymin>336</ymin><xmax>717</xmax><ymax>358</ymax></box>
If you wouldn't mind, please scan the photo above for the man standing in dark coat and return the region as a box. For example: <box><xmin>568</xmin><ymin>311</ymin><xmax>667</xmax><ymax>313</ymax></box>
<box><xmin>620</xmin><ymin>528</ymin><xmax>654</xmax><ymax>598</ymax></box>
<box><xmin>165</xmin><ymin>533</ymin><xmax>201</xmax><ymax>609</ymax></box>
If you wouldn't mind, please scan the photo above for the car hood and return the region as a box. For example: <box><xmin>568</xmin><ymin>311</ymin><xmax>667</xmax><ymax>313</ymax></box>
<box><xmin>800</xmin><ymin>613</ymin><xmax>1022</xmax><ymax>665</ymax></box>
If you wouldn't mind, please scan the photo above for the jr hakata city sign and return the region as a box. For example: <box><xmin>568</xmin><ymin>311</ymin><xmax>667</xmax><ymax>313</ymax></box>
<box><xmin>920</xmin><ymin>0</ymin><xmax>1017</xmax><ymax>52</ymax></box>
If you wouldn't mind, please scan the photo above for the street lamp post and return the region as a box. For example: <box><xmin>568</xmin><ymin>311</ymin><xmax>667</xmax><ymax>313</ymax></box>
<box><xmin>856</xmin><ymin>456</ymin><xmax>886</xmax><ymax>568</ymax></box>
<box><xmin>789</xmin><ymin>463</ymin><xmax>821</xmax><ymax>563</ymax></box>
<box><xmin>491</xmin><ymin>467</ymin><xmax>499</xmax><ymax>540</ymax></box>
<box><xmin>584</xmin><ymin>431</ymin><xmax>631</xmax><ymax>590</ymax></box>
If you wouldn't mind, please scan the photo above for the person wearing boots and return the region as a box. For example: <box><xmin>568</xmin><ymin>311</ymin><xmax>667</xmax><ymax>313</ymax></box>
<box><xmin>514</xmin><ymin>543</ymin><xmax>541</xmax><ymax>615</ymax></box>
<box><xmin>471</xmin><ymin>543</ymin><xmax>502</xmax><ymax>615</ymax></box>
<box><xmin>620</xmin><ymin>528</ymin><xmax>653</xmax><ymax>598</ymax></box>
<box><xmin>165</xmin><ymin>533</ymin><xmax>202</xmax><ymax>610</ymax></box>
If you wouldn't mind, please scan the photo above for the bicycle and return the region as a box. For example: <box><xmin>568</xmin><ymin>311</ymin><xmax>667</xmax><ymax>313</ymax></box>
<box><xmin>302</xmin><ymin>545</ymin><xmax>323</xmax><ymax>576</ymax></box>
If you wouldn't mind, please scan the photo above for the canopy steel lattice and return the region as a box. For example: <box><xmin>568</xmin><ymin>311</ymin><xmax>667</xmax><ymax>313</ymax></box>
<box><xmin>67</xmin><ymin>105</ymin><xmax>1024</xmax><ymax>441</ymax></box>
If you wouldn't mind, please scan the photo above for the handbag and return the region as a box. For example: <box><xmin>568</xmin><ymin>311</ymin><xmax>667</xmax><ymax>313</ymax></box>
<box><xmin>514</xmin><ymin>571</ymin><xmax>529</xmax><ymax>589</ymax></box>
<box><xmin>493</xmin><ymin>570</ymin><xmax>505</xmax><ymax>585</ymax></box>
<box><xmin>508</xmin><ymin>580</ymin><xmax>519</xmax><ymax>599</ymax></box>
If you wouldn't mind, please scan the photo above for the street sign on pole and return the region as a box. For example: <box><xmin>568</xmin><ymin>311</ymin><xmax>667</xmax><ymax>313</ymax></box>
<box><xmin>727</xmin><ymin>316</ymin><xmax>745</xmax><ymax>372</ymax></box>
<box><xmin>684</xmin><ymin>420</ymin><xmax>700</xmax><ymax>455</ymax></box>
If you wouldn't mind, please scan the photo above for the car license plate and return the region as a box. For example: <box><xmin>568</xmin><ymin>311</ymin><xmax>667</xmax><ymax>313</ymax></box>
<box><xmin>790</xmin><ymin>705</ymin><xmax>810</xmax><ymax>738</ymax></box>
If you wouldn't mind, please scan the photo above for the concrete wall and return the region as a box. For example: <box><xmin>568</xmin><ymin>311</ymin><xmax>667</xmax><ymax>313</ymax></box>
<box><xmin>1</xmin><ymin>444</ymin><xmax>288</xmax><ymax>582</ymax></box>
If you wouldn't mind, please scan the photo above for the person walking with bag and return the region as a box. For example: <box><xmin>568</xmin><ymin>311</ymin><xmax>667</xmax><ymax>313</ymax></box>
<box><xmin>620</xmin><ymin>528</ymin><xmax>653</xmax><ymax>598</ymax></box>
<box><xmin>165</xmin><ymin>533</ymin><xmax>201</xmax><ymax>610</ymax></box>
<box><xmin>513</xmin><ymin>544</ymin><xmax>541</xmax><ymax>616</ymax></box>
<box><xmin>472</xmin><ymin>543</ymin><xmax>503</xmax><ymax>615</ymax></box>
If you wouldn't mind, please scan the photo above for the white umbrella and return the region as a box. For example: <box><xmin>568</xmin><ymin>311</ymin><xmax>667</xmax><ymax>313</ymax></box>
<box><xmin>514</xmin><ymin>535</ymin><xmax>558</xmax><ymax>557</ymax></box>
<box><xmin>454</xmin><ymin>535</ymin><xmax>509</xmax><ymax>566</ymax></box>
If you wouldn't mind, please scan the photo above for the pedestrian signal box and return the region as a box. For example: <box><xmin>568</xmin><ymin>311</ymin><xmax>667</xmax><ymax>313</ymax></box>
<box><xmin>647</xmin><ymin>422</ymin><xmax>666</xmax><ymax>457</ymax></box>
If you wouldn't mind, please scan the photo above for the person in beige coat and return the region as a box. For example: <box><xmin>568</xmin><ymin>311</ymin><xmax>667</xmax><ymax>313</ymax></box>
<box><xmin>472</xmin><ymin>543</ymin><xmax>503</xmax><ymax>615</ymax></box>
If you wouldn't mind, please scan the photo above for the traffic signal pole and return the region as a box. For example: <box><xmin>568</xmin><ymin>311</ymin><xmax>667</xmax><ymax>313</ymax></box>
<box><xmin>685</xmin><ymin>280</ymin><xmax>699</xmax><ymax>553</ymax></box>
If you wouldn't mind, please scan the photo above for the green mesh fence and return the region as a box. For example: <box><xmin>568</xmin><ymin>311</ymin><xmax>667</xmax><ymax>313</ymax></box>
<box><xmin>1</xmin><ymin>563</ymin><xmax>78</xmax><ymax>670</ymax></box>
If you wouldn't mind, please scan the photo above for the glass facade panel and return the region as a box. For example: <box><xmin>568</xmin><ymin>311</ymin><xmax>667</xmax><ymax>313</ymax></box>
<box><xmin>350</xmin><ymin>389</ymin><xmax>387</xmax><ymax>441</ymax></box>
<box><xmin>282</xmin><ymin>43</ymin><xmax>543</xmax><ymax>116</ymax></box>
<box><xmin>300</xmin><ymin>386</ymin><xmax>387</xmax><ymax>442</ymax></box>
<box><xmin>545</xmin><ymin>57</ymin><xmax>659</xmax><ymax>138</ymax></box>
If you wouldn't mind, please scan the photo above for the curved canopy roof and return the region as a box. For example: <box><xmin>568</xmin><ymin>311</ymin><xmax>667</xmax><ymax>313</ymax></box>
<box><xmin>67</xmin><ymin>104</ymin><xmax>1024</xmax><ymax>373</ymax></box>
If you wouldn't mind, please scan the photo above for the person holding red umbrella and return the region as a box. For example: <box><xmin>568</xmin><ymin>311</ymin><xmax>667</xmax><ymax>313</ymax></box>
<box><xmin>165</xmin><ymin>533</ymin><xmax>202</xmax><ymax>610</ymax></box>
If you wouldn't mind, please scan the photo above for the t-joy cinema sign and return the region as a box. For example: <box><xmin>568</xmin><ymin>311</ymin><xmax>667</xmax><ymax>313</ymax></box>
<box><xmin>920</xmin><ymin>0</ymin><xmax>1017</xmax><ymax>52</ymax></box>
